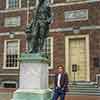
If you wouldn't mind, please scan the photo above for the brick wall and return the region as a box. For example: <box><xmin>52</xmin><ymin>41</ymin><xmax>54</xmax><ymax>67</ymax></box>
<box><xmin>51</xmin><ymin>2</ymin><xmax>100</xmax><ymax>29</ymax></box>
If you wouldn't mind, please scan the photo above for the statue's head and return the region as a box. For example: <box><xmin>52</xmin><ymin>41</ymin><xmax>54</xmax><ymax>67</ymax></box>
<box><xmin>39</xmin><ymin>0</ymin><xmax>47</xmax><ymax>4</ymax></box>
<box><xmin>39</xmin><ymin>0</ymin><xmax>49</xmax><ymax>6</ymax></box>
<box><xmin>39</xmin><ymin>0</ymin><xmax>44</xmax><ymax>3</ymax></box>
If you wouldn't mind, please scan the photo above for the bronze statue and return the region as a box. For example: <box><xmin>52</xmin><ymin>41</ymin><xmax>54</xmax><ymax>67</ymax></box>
<box><xmin>25</xmin><ymin>0</ymin><xmax>52</xmax><ymax>53</ymax></box>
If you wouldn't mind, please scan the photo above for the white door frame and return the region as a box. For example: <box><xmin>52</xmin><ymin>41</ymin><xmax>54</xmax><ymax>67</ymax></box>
<box><xmin>65</xmin><ymin>35</ymin><xmax>90</xmax><ymax>81</ymax></box>
<box><xmin>96</xmin><ymin>74</ymin><xmax>100</xmax><ymax>83</ymax></box>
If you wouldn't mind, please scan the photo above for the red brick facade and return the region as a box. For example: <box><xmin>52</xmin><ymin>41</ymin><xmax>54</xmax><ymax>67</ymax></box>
<box><xmin>50</xmin><ymin>1</ymin><xmax>100</xmax><ymax>82</ymax></box>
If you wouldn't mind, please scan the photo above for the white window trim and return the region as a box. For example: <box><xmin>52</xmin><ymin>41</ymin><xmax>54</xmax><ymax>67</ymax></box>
<box><xmin>50</xmin><ymin>0</ymin><xmax>54</xmax><ymax>4</ymax></box>
<box><xmin>6</xmin><ymin>0</ymin><xmax>9</xmax><ymax>9</ymax></box>
<box><xmin>1</xmin><ymin>81</ymin><xmax>18</xmax><ymax>88</ymax></box>
<box><xmin>3</xmin><ymin>39</ymin><xmax>20</xmax><ymax>69</ymax></box>
<box><xmin>47</xmin><ymin>37</ymin><xmax>53</xmax><ymax>69</ymax></box>
<box><xmin>6</xmin><ymin>0</ymin><xmax>21</xmax><ymax>9</ymax></box>
<box><xmin>36</xmin><ymin>0</ymin><xmax>39</xmax><ymax>7</ymax></box>
<box><xmin>64</xmin><ymin>9</ymin><xmax>88</xmax><ymax>22</ymax></box>
<box><xmin>4</xmin><ymin>16</ymin><xmax>21</xmax><ymax>27</ymax></box>
<box><xmin>19</xmin><ymin>0</ymin><xmax>21</xmax><ymax>8</ymax></box>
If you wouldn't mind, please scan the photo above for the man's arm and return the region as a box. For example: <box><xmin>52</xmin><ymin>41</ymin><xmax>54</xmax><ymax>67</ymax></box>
<box><xmin>63</xmin><ymin>73</ymin><xmax>69</xmax><ymax>92</ymax></box>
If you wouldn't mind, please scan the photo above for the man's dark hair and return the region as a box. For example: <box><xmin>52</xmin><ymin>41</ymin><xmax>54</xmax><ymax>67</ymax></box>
<box><xmin>57</xmin><ymin>64</ymin><xmax>64</xmax><ymax>69</ymax></box>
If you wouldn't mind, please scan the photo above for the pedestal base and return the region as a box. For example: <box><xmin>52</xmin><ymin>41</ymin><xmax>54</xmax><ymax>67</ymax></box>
<box><xmin>11</xmin><ymin>89</ymin><xmax>52</xmax><ymax>100</ymax></box>
<box><xmin>19</xmin><ymin>53</ymin><xmax>49</xmax><ymax>89</ymax></box>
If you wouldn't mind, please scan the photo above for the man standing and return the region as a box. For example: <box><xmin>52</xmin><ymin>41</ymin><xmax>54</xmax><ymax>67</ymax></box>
<box><xmin>52</xmin><ymin>65</ymin><xmax>69</xmax><ymax>100</ymax></box>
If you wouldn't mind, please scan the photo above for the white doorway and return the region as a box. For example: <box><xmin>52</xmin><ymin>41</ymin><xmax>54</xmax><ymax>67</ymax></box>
<box><xmin>65</xmin><ymin>35</ymin><xmax>90</xmax><ymax>81</ymax></box>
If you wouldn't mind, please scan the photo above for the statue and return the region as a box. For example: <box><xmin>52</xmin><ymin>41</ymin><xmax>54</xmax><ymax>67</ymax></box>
<box><xmin>25</xmin><ymin>0</ymin><xmax>52</xmax><ymax>53</ymax></box>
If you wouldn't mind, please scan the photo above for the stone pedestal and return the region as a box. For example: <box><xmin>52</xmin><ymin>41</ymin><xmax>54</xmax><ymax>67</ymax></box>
<box><xmin>11</xmin><ymin>53</ymin><xmax>52</xmax><ymax>100</ymax></box>
<box><xmin>12</xmin><ymin>89</ymin><xmax>52</xmax><ymax>100</ymax></box>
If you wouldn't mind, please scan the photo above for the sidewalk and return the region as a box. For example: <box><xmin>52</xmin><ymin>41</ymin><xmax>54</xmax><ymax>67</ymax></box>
<box><xmin>65</xmin><ymin>95</ymin><xmax>100</xmax><ymax>100</ymax></box>
<box><xmin>0</xmin><ymin>88</ymin><xmax>100</xmax><ymax>100</ymax></box>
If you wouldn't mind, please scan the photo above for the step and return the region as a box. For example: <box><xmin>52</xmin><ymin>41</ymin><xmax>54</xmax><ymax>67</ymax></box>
<box><xmin>69</xmin><ymin>89</ymin><xmax>98</xmax><ymax>93</ymax></box>
<box><xmin>69</xmin><ymin>85</ymin><xmax>98</xmax><ymax>88</ymax></box>
<box><xmin>69</xmin><ymin>82</ymin><xmax>97</xmax><ymax>86</ymax></box>
<box><xmin>69</xmin><ymin>86</ymin><xmax>97</xmax><ymax>89</ymax></box>
<box><xmin>69</xmin><ymin>84</ymin><xmax>97</xmax><ymax>87</ymax></box>
<box><xmin>68</xmin><ymin>92</ymin><xmax>100</xmax><ymax>96</ymax></box>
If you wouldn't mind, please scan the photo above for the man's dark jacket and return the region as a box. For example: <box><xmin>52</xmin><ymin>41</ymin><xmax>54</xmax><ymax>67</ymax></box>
<box><xmin>54</xmin><ymin>72</ymin><xmax>69</xmax><ymax>92</ymax></box>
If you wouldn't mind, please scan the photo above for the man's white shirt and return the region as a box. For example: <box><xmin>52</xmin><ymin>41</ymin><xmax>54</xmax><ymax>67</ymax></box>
<box><xmin>57</xmin><ymin>73</ymin><xmax>61</xmax><ymax>87</ymax></box>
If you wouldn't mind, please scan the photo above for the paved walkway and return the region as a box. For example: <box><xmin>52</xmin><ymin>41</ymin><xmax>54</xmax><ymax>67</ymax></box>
<box><xmin>0</xmin><ymin>88</ymin><xmax>100</xmax><ymax>100</ymax></box>
<box><xmin>65</xmin><ymin>95</ymin><xmax>100</xmax><ymax>100</ymax></box>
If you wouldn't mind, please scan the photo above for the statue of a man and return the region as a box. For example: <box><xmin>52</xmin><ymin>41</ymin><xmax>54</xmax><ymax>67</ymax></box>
<box><xmin>25</xmin><ymin>0</ymin><xmax>52</xmax><ymax>53</ymax></box>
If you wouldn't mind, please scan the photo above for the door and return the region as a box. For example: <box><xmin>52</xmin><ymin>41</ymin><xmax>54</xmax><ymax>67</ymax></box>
<box><xmin>69</xmin><ymin>38</ymin><xmax>87</xmax><ymax>81</ymax></box>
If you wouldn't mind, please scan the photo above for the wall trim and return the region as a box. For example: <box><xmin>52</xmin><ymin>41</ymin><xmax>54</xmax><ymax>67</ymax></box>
<box><xmin>0</xmin><ymin>7</ymin><xmax>34</xmax><ymax>13</ymax></box>
<box><xmin>0</xmin><ymin>32</ymin><xmax>25</xmax><ymax>36</ymax></box>
<box><xmin>50</xmin><ymin>25</ymin><xmax>100</xmax><ymax>32</ymax></box>
<box><xmin>50</xmin><ymin>27</ymin><xmax>73</xmax><ymax>32</ymax></box>
<box><xmin>0</xmin><ymin>73</ymin><xmax>18</xmax><ymax>76</ymax></box>
<box><xmin>51</xmin><ymin>0</ymin><xmax>100</xmax><ymax>7</ymax></box>
<box><xmin>0</xmin><ymin>25</ymin><xmax>100</xmax><ymax>36</ymax></box>
<box><xmin>80</xmin><ymin>26</ymin><xmax>100</xmax><ymax>30</ymax></box>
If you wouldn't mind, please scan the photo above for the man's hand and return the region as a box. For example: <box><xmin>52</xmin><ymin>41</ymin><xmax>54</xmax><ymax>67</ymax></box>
<box><xmin>61</xmin><ymin>88</ymin><xmax>64</xmax><ymax>91</ymax></box>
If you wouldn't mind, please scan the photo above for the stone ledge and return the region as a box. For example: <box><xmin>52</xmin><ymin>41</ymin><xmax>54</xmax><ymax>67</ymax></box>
<box><xmin>19</xmin><ymin>53</ymin><xmax>49</xmax><ymax>63</ymax></box>
<box><xmin>15</xmin><ymin>89</ymin><xmax>52</xmax><ymax>94</ymax></box>
<box><xmin>11</xmin><ymin>88</ymin><xmax>52</xmax><ymax>100</ymax></box>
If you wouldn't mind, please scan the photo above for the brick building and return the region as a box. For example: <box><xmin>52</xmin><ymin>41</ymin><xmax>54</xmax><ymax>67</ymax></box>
<box><xmin>0</xmin><ymin>0</ymin><xmax>100</xmax><ymax>88</ymax></box>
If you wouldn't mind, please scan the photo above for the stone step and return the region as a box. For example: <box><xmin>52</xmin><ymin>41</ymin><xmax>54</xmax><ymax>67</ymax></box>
<box><xmin>68</xmin><ymin>82</ymin><xmax>100</xmax><ymax>95</ymax></box>
<box><xmin>69</xmin><ymin>88</ymin><xmax>98</xmax><ymax>92</ymax></box>
<box><xmin>70</xmin><ymin>85</ymin><xmax>97</xmax><ymax>87</ymax></box>
<box><xmin>68</xmin><ymin>91</ymin><xmax>100</xmax><ymax>96</ymax></box>
<box><xmin>69</xmin><ymin>89</ymin><xmax>99</xmax><ymax>93</ymax></box>
<box><xmin>69</xmin><ymin>87</ymin><xmax>97</xmax><ymax>90</ymax></box>
<box><xmin>69</xmin><ymin>87</ymin><xmax>100</xmax><ymax>91</ymax></box>
<box><xmin>69</xmin><ymin>84</ymin><xmax>97</xmax><ymax>88</ymax></box>
<box><xmin>69</xmin><ymin>85</ymin><xmax>97</xmax><ymax>88</ymax></box>
<box><xmin>69</xmin><ymin>81</ymin><xmax>97</xmax><ymax>86</ymax></box>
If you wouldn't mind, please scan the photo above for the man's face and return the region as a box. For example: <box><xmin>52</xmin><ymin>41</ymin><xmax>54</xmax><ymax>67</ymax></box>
<box><xmin>58</xmin><ymin>66</ymin><xmax>63</xmax><ymax>73</ymax></box>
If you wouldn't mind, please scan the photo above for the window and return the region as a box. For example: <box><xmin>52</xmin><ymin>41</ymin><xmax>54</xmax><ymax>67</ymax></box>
<box><xmin>6</xmin><ymin>0</ymin><xmax>21</xmax><ymax>9</ymax></box>
<box><xmin>43</xmin><ymin>37</ymin><xmax>53</xmax><ymax>69</ymax></box>
<box><xmin>4</xmin><ymin>16</ymin><xmax>21</xmax><ymax>27</ymax></box>
<box><xmin>64</xmin><ymin>9</ymin><xmax>88</xmax><ymax>22</ymax></box>
<box><xmin>1</xmin><ymin>81</ymin><xmax>17</xmax><ymax>88</ymax></box>
<box><xmin>3</xmin><ymin>40</ymin><xmax>20</xmax><ymax>69</ymax></box>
